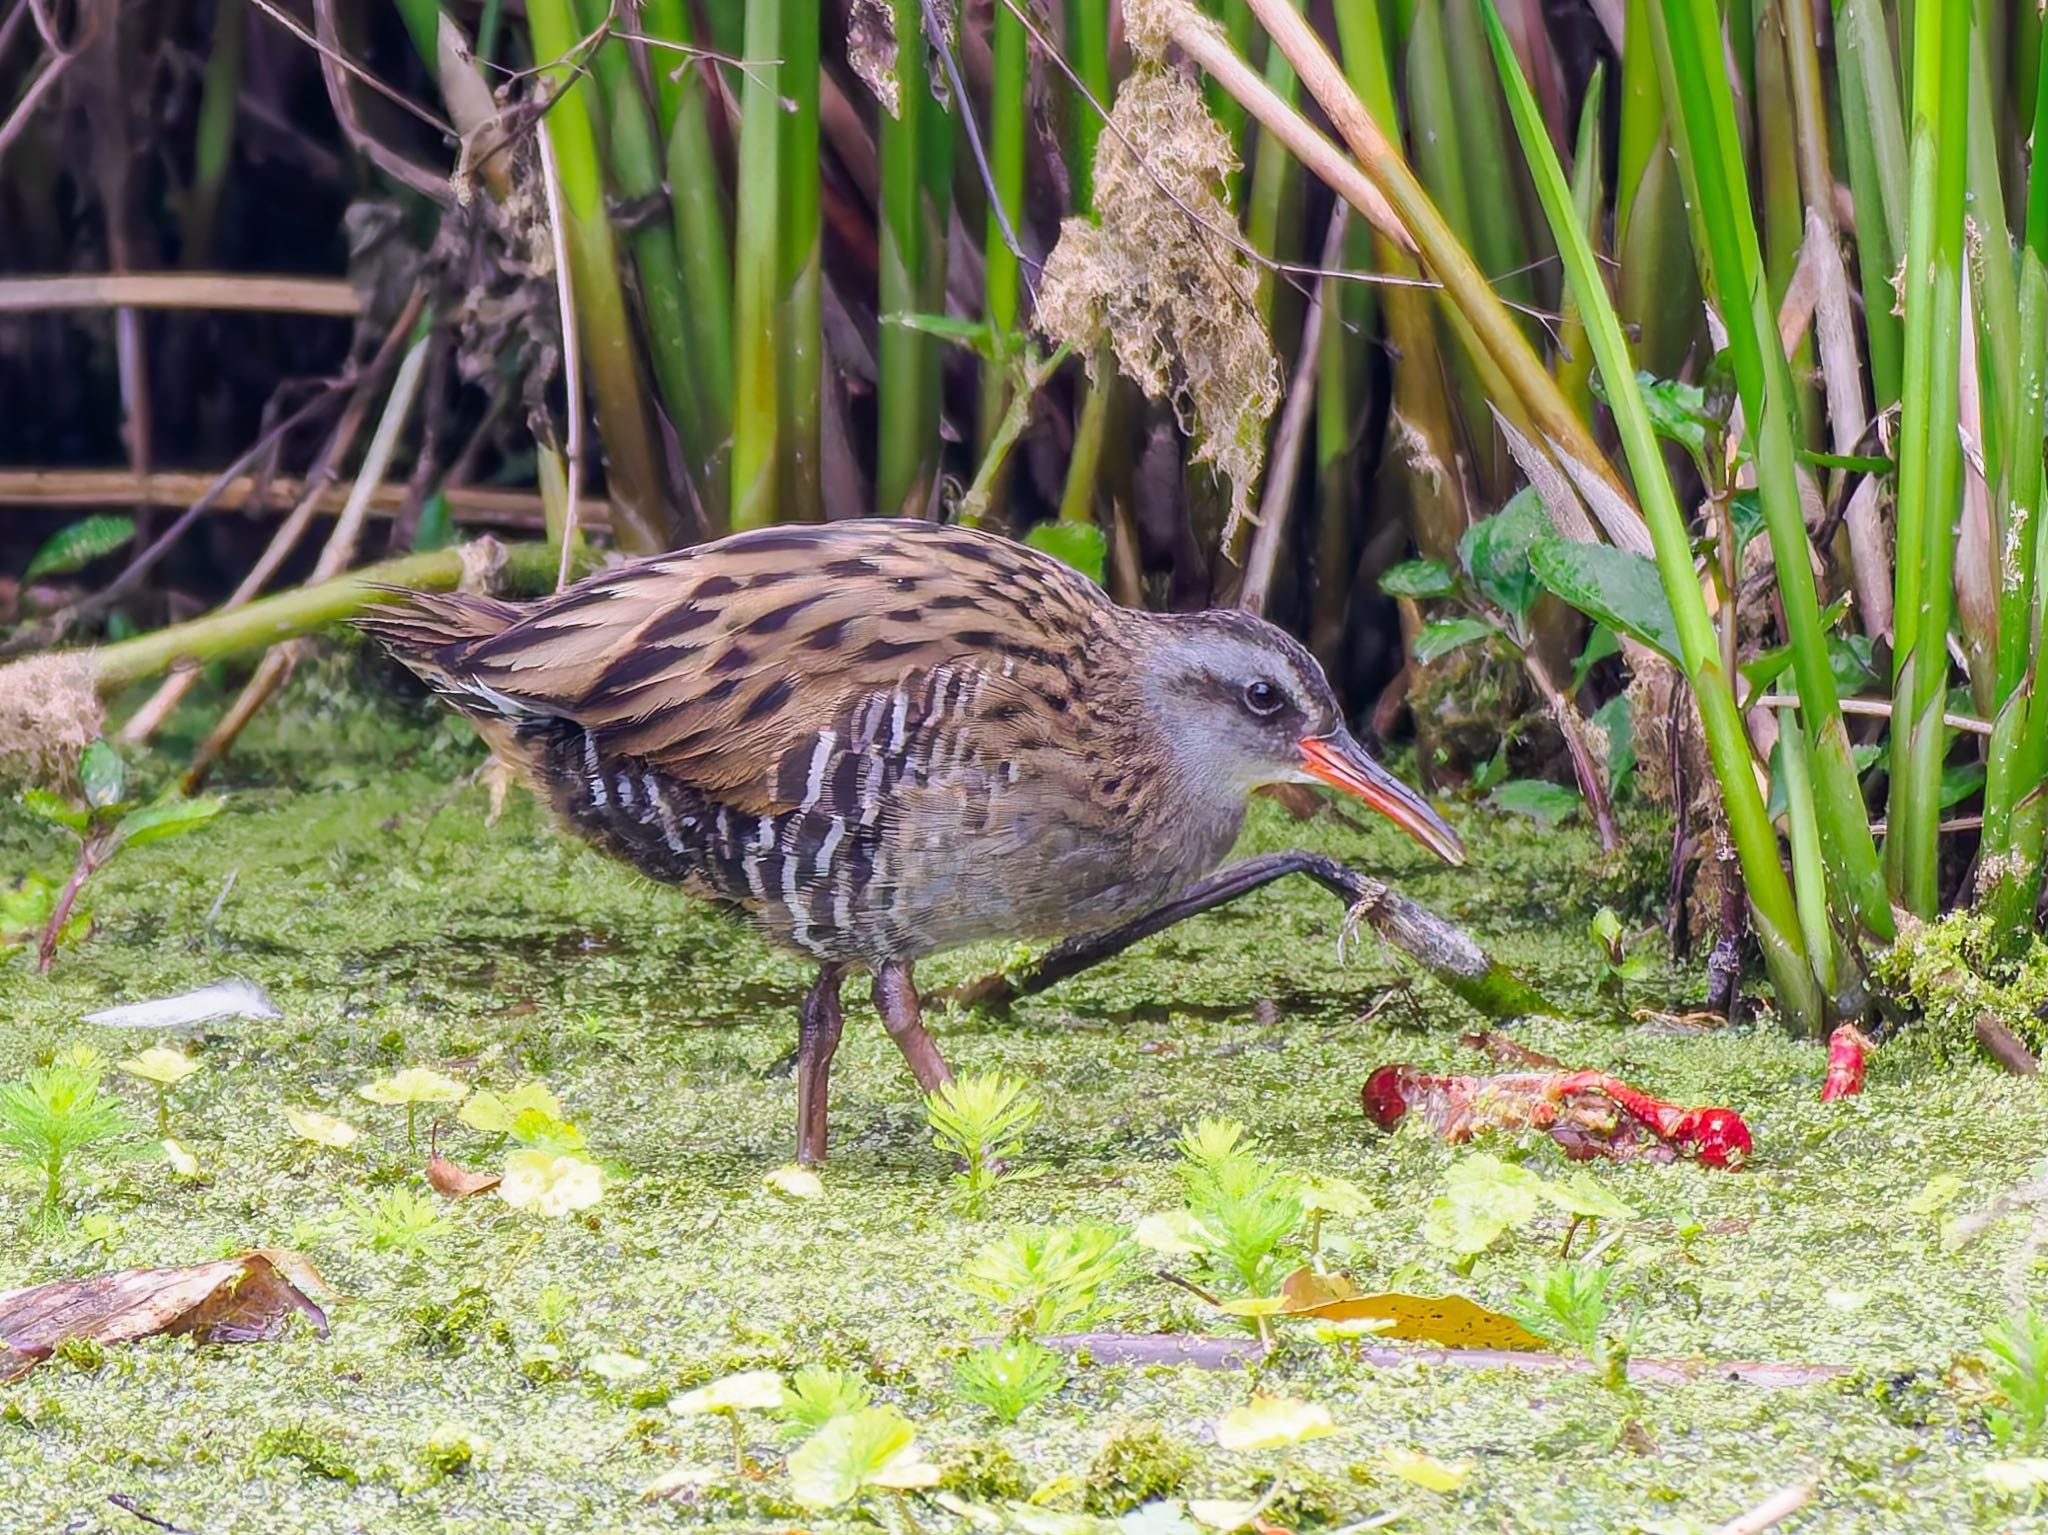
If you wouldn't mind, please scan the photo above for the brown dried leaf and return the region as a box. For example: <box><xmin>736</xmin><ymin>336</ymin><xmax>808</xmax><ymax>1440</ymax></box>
<box><xmin>0</xmin><ymin>1250</ymin><xmax>329</xmax><ymax>1379</ymax></box>
<box><xmin>1275</xmin><ymin>1268</ymin><xmax>1543</xmax><ymax>1350</ymax></box>
<box><xmin>426</xmin><ymin>1151</ymin><xmax>502</xmax><ymax>1199</ymax></box>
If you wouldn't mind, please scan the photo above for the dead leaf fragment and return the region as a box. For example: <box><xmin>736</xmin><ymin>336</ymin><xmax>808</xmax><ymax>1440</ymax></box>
<box><xmin>426</xmin><ymin>1152</ymin><xmax>502</xmax><ymax>1199</ymax></box>
<box><xmin>0</xmin><ymin>1250</ymin><xmax>329</xmax><ymax>1380</ymax></box>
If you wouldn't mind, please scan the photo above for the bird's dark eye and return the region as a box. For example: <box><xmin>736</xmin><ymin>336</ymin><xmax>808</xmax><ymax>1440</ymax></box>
<box><xmin>1242</xmin><ymin>679</ymin><xmax>1285</xmax><ymax>717</ymax></box>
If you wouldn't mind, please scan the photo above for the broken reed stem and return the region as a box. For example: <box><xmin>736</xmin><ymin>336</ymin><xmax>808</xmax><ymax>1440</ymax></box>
<box><xmin>1234</xmin><ymin>0</ymin><xmax>1650</xmax><ymax>555</ymax></box>
<box><xmin>0</xmin><ymin>273</ymin><xmax>361</xmax><ymax>314</ymax></box>
<box><xmin>1235</xmin><ymin>207</ymin><xmax>1345</xmax><ymax>612</ymax></box>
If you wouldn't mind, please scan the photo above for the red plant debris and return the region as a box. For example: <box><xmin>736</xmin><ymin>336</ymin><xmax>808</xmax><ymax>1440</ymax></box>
<box><xmin>1820</xmin><ymin>1023</ymin><xmax>1874</xmax><ymax>1101</ymax></box>
<box><xmin>1362</xmin><ymin>1063</ymin><xmax>1753</xmax><ymax>1168</ymax></box>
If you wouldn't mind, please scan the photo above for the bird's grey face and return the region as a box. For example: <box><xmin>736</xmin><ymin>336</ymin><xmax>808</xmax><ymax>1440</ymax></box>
<box><xmin>1147</xmin><ymin>611</ymin><xmax>1465</xmax><ymax>865</ymax></box>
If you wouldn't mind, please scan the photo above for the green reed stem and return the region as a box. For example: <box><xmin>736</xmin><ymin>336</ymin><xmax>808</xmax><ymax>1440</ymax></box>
<box><xmin>730</xmin><ymin>0</ymin><xmax>783</xmax><ymax>529</ymax></box>
<box><xmin>643</xmin><ymin>0</ymin><xmax>734</xmax><ymax>521</ymax></box>
<box><xmin>1482</xmin><ymin>0</ymin><xmax>1822</xmax><ymax>1026</ymax></box>
<box><xmin>1834</xmin><ymin>0</ymin><xmax>1909</xmax><ymax>409</ymax></box>
<box><xmin>1660</xmin><ymin>0</ymin><xmax>1891</xmax><ymax>944</ymax></box>
<box><xmin>877</xmin><ymin>0</ymin><xmax>941</xmax><ymax>516</ymax></box>
<box><xmin>579</xmin><ymin>4</ymin><xmax>709</xmax><ymax>499</ymax></box>
<box><xmin>182</xmin><ymin>0</ymin><xmax>245</xmax><ymax>269</ymax></box>
<box><xmin>1243</xmin><ymin>0</ymin><xmax>1302</xmax><ymax>328</ymax></box>
<box><xmin>526</xmin><ymin>0</ymin><xmax>670</xmax><ymax>553</ymax></box>
<box><xmin>779</xmin><ymin>0</ymin><xmax>823</xmax><ymax>524</ymax></box>
<box><xmin>1978</xmin><ymin>19</ymin><xmax>2048</xmax><ymax>937</ymax></box>
<box><xmin>1555</xmin><ymin>64</ymin><xmax>1604</xmax><ymax>421</ymax></box>
<box><xmin>977</xmin><ymin>0</ymin><xmax>1026</xmax><ymax>468</ymax></box>
<box><xmin>1065</xmin><ymin>0</ymin><xmax>1109</xmax><ymax>210</ymax></box>
<box><xmin>1886</xmin><ymin>0</ymin><xmax>1972</xmax><ymax>917</ymax></box>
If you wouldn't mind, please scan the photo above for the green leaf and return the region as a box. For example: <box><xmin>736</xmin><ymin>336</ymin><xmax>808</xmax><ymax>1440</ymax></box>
<box><xmin>1380</xmin><ymin>559</ymin><xmax>1457</xmax><ymax>600</ymax></box>
<box><xmin>1527</xmin><ymin>539</ymin><xmax>1683</xmax><ymax>663</ymax></box>
<box><xmin>1023</xmin><ymin>522</ymin><xmax>1107</xmax><ymax>586</ymax></box>
<box><xmin>787</xmin><ymin>1407</ymin><xmax>938</xmax><ymax>1508</ymax></box>
<box><xmin>1590</xmin><ymin>694</ymin><xmax>1635</xmax><ymax>782</ymax></box>
<box><xmin>78</xmin><ymin>741</ymin><xmax>127</xmax><ymax>811</ymax></box>
<box><xmin>22</xmin><ymin>515</ymin><xmax>135</xmax><ymax>583</ymax></box>
<box><xmin>115</xmin><ymin>795</ymin><xmax>224</xmax><ymax>848</ymax></box>
<box><xmin>1537</xmin><ymin>1170</ymin><xmax>1637</xmax><ymax>1221</ymax></box>
<box><xmin>1458</xmin><ymin>489</ymin><xmax>1548</xmax><ymax>625</ymax></box>
<box><xmin>1570</xmin><ymin>623</ymin><xmax>1620</xmax><ymax>694</ymax></box>
<box><xmin>1414</xmin><ymin>617</ymin><xmax>1497</xmax><ymax>665</ymax></box>
<box><xmin>1726</xmin><ymin>489</ymin><xmax>1765</xmax><ymax>551</ymax></box>
<box><xmin>1828</xmin><ymin>633</ymin><xmax>1878</xmax><ymax>696</ymax></box>
<box><xmin>886</xmin><ymin>311</ymin><xmax>1015</xmax><ymax>363</ymax></box>
<box><xmin>1421</xmin><ymin>1153</ymin><xmax>1544</xmax><ymax>1256</ymax></box>
<box><xmin>1489</xmin><ymin>779</ymin><xmax>1580</xmax><ymax>827</ymax></box>
<box><xmin>1939</xmin><ymin>761</ymin><xmax>1985</xmax><ymax>811</ymax></box>
<box><xmin>412</xmin><ymin>491</ymin><xmax>455</xmax><ymax>553</ymax></box>
<box><xmin>18</xmin><ymin>789</ymin><xmax>89</xmax><ymax>834</ymax></box>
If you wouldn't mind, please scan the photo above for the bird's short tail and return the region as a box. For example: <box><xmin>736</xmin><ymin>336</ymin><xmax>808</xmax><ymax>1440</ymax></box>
<box><xmin>353</xmin><ymin>588</ymin><xmax>524</xmax><ymax>701</ymax></box>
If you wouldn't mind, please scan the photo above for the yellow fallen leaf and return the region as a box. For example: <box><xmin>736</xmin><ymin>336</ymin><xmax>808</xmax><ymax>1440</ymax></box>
<box><xmin>1214</xmin><ymin>1395</ymin><xmax>1337</xmax><ymax>1451</ymax></box>
<box><xmin>161</xmin><ymin>1139</ymin><xmax>201</xmax><ymax>1178</ymax></box>
<box><xmin>1276</xmin><ymin>1269</ymin><xmax>1543</xmax><ymax>1350</ymax></box>
<box><xmin>119</xmin><ymin>1047</ymin><xmax>201</xmax><ymax>1087</ymax></box>
<box><xmin>282</xmin><ymin>1108</ymin><xmax>360</xmax><ymax>1149</ymax></box>
<box><xmin>765</xmin><ymin>1166</ymin><xmax>825</xmax><ymax>1200</ymax></box>
<box><xmin>671</xmin><ymin>1369</ymin><xmax>786</xmax><ymax>1415</ymax></box>
<box><xmin>1379</xmin><ymin>1444</ymin><xmax>1471</xmax><ymax>1492</ymax></box>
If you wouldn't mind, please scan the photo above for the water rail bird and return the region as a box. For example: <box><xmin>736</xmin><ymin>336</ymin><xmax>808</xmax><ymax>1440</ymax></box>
<box><xmin>358</xmin><ymin>519</ymin><xmax>1464</xmax><ymax>1163</ymax></box>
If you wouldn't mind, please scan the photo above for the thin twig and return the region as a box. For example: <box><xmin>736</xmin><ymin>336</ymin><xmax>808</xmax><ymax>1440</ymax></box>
<box><xmin>1711</xmin><ymin>1481</ymin><xmax>1816</xmax><ymax>1535</ymax></box>
<box><xmin>0</xmin><ymin>46</ymin><xmax>73</xmax><ymax>163</ymax></box>
<box><xmin>300</xmin><ymin>0</ymin><xmax>454</xmax><ymax>205</ymax></box>
<box><xmin>245</xmin><ymin>0</ymin><xmax>454</xmax><ymax>137</ymax></box>
<box><xmin>1760</xmin><ymin>693</ymin><xmax>1992</xmax><ymax>737</ymax></box>
<box><xmin>919</xmin><ymin>0</ymin><xmax>1039</xmax><ymax>310</ymax></box>
<box><xmin>184</xmin><ymin>328</ymin><xmax>435</xmax><ymax>790</ymax></box>
<box><xmin>536</xmin><ymin>123</ymin><xmax>582</xmax><ymax>592</ymax></box>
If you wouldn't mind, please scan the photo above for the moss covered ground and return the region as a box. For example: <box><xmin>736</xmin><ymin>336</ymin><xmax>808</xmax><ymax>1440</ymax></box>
<box><xmin>1</xmin><ymin>669</ymin><xmax>2045</xmax><ymax>1533</ymax></box>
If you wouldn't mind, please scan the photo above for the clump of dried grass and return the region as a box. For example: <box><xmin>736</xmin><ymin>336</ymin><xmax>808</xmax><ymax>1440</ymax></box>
<box><xmin>1036</xmin><ymin>58</ymin><xmax>1278</xmax><ymax>540</ymax></box>
<box><xmin>0</xmin><ymin>653</ymin><xmax>103</xmax><ymax>792</ymax></box>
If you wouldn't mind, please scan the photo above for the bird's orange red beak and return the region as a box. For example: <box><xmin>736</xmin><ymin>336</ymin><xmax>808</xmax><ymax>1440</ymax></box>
<box><xmin>1298</xmin><ymin>731</ymin><xmax>1466</xmax><ymax>865</ymax></box>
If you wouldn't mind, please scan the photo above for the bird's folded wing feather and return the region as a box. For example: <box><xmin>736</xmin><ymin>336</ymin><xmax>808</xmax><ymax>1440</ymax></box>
<box><xmin>444</xmin><ymin>522</ymin><xmax>1114</xmax><ymax>814</ymax></box>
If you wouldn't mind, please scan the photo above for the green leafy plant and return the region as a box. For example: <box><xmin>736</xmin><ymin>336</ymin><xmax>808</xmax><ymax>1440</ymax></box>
<box><xmin>774</xmin><ymin>1365</ymin><xmax>871</xmax><ymax>1435</ymax></box>
<box><xmin>952</xmin><ymin>1337</ymin><xmax>1066</xmax><ymax>1423</ymax></box>
<box><xmin>1588</xmin><ymin>908</ymin><xmax>1654</xmax><ymax>1000</ymax></box>
<box><xmin>670</xmin><ymin>1369</ymin><xmax>785</xmax><ymax>1473</ymax></box>
<box><xmin>1985</xmin><ymin>1310</ymin><xmax>2048</xmax><ymax>1451</ymax></box>
<box><xmin>1157</xmin><ymin>1119</ymin><xmax>1306</xmax><ymax>1299</ymax></box>
<box><xmin>16</xmin><ymin>740</ymin><xmax>224</xmax><ymax>973</ymax></box>
<box><xmin>346</xmin><ymin>1187</ymin><xmax>451</xmax><ymax>1262</ymax></box>
<box><xmin>0</xmin><ymin>1048</ymin><xmax>134</xmax><ymax>1228</ymax></box>
<box><xmin>115</xmin><ymin>1046</ymin><xmax>202</xmax><ymax>1137</ymax></box>
<box><xmin>1512</xmin><ymin>1260</ymin><xmax>1634</xmax><ymax>1388</ymax></box>
<box><xmin>924</xmin><ymin>1071</ymin><xmax>1044</xmax><ymax>1214</ymax></box>
<box><xmin>1422</xmin><ymin>1154</ymin><xmax>1636</xmax><ymax>1262</ymax></box>
<box><xmin>1383</xmin><ymin>489</ymin><xmax>1614</xmax><ymax>847</ymax></box>
<box><xmin>786</xmin><ymin>1405</ymin><xmax>940</xmax><ymax>1513</ymax></box>
<box><xmin>960</xmin><ymin>1222</ymin><xmax>1133</xmax><ymax>1336</ymax></box>
<box><xmin>357</xmin><ymin>1067</ymin><xmax>469</xmax><ymax>1147</ymax></box>
<box><xmin>22</xmin><ymin>514</ymin><xmax>136</xmax><ymax>584</ymax></box>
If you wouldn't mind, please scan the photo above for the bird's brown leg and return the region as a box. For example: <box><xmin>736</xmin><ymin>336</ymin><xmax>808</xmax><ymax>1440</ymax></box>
<box><xmin>796</xmin><ymin>964</ymin><xmax>847</xmax><ymax>1166</ymax></box>
<box><xmin>873</xmin><ymin>960</ymin><xmax>954</xmax><ymax>1093</ymax></box>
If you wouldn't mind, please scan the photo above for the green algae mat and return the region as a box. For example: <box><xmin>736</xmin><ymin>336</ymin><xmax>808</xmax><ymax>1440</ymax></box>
<box><xmin>1</xmin><ymin>699</ymin><xmax>2044</xmax><ymax>1534</ymax></box>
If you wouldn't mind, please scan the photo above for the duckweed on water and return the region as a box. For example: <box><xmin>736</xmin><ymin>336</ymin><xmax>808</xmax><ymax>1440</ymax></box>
<box><xmin>0</xmin><ymin>677</ymin><xmax>2045</xmax><ymax>1530</ymax></box>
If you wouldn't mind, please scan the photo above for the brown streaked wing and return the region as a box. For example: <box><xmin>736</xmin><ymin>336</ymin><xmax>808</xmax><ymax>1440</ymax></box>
<box><xmin>449</xmin><ymin>521</ymin><xmax>1113</xmax><ymax>813</ymax></box>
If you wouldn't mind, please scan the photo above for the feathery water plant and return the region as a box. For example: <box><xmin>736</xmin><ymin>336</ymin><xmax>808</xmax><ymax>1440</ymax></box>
<box><xmin>0</xmin><ymin>1048</ymin><xmax>133</xmax><ymax>1226</ymax></box>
